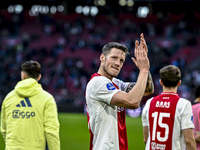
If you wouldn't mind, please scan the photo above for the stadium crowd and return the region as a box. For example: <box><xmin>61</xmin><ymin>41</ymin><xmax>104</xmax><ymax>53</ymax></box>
<box><xmin>0</xmin><ymin>9</ymin><xmax>200</xmax><ymax>109</ymax></box>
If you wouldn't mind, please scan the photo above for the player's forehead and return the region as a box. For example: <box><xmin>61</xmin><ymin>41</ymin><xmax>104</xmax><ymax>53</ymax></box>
<box><xmin>109</xmin><ymin>48</ymin><xmax>126</xmax><ymax>58</ymax></box>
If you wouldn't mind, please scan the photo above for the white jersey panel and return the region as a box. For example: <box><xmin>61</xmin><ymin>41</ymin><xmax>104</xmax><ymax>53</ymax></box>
<box><xmin>112</xmin><ymin>77</ymin><xmax>131</xmax><ymax>92</ymax></box>
<box><xmin>171</xmin><ymin>98</ymin><xmax>194</xmax><ymax>150</ymax></box>
<box><xmin>142</xmin><ymin>97</ymin><xmax>153</xmax><ymax>127</ymax></box>
<box><xmin>86</xmin><ymin>76</ymin><xmax>120</xmax><ymax>150</ymax></box>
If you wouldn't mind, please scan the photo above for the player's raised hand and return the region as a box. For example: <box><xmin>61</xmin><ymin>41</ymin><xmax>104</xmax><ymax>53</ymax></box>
<box><xmin>131</xmin><ymin>33</ymin><xmax>150</xmax><ymax>71</ymax></box>
<box><xmin>140</xmin><ymin>33</ymin><xmax>148</xmax><ymax>53</ymax></box>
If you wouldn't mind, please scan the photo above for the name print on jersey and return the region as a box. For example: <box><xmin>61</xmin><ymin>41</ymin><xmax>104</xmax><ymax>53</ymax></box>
<box><xmin>155</xmin><ymin>101</ymin><xmax>170</xmax><ymax>108</ymax></box>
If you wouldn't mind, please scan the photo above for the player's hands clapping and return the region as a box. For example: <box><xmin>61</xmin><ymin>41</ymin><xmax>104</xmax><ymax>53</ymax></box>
<box><xmin>131</xmin><ymin>33</ymin><xmax>150</xmax><ymax>71</ymax></box>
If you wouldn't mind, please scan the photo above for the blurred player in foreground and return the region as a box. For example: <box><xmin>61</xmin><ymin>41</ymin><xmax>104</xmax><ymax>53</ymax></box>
<box><xmin>142</xmin><ymin>65</ymin><xmax>196</xmax><ymax>150</ymax></box>
<box><xmin>1</xmin><ymin>60</ymin><xmax>60</xmax><ymax>150</ymax></box>
<box><xmin>192</xmin><ymin>84</ymin><xmax>200</xmax><ymax>150</ymax></box>
<box><xmin>86</xmin><ymin>33</ymin><xmax>154</xmax><ymax>150</ymax></box>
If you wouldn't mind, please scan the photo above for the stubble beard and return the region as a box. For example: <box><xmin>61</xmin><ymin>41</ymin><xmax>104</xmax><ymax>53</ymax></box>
<box><xmin>103</xmin><ymin>59</ymin><xmax>118</xmax><ymax>78</ymax></box>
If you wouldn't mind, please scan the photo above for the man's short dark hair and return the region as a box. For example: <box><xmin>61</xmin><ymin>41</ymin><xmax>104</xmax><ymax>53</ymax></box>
<box><xmin>159</xmin><ymin>65</ymin><xmax>181</xmax><ymax>87</ymax></box>
<box><xmin>21</xmin><ymin>60</ymin><xmax>41</xmax><ymax>79</ymax></box>
<box><xmin>195</xmin><ymin>84</ymin><xmax>200</xmax><ymax>99</ymax></box>
<box><xmin>102</xmin><ymin>42</ymin><xmax>129</xmax><ymax>56</ymax></box>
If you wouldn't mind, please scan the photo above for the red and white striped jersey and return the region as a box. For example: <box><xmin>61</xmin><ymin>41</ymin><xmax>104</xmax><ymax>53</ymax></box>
<box><xmin>85</xmin><ymin>73</ymin><xmax>130</xmax><ymax>150</ymax></box>
<box><xmin>142</xmin><ymin>92</ymin><xmax>194</xmax><ymax>150</ymax></box>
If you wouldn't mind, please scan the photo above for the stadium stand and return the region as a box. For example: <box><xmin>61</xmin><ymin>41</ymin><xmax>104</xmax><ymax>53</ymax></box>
<box><xmin>0</xmin><ymin>5</ymin><xmax>200</xmax><ymax>112</ymax></box>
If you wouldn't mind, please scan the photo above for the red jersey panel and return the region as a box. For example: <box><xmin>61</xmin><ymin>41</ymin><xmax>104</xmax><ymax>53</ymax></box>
<box><xmin>148</xmin><ymin>93</ymin><xmax>180</xmax><ymax>150</ymax></box>
<box><xmin>113</xmin><ymin>82</ymin><xmax>128</xmax><ymax>150</ymax></box>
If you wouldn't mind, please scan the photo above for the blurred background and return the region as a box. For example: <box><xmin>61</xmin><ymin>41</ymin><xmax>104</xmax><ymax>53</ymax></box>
<box><xmin>0</xmin><ymin>0</ymin><xmax>200</xmax><ymax>113</ymax></box>
<box><xmin>1</xmin><ymin>0</ymin><xmax>200</xmax><ymax>149</ymax></box>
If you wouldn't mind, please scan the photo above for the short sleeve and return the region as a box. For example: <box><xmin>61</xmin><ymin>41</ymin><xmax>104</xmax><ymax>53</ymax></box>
<box><xmin>90</xmin><ymin>76</ymin><xmax>120</xmax><ymax>105</ymax></box>
<box><xmin>142</xmin><ymin>98</ymin><xmax>152</xmax><ymax>127</ymax></box>
<box><xmin>112</xmin><ymin>77</ymin><xmax>133</xmax><ymax>92</ymax></box>
<box><xmin>179</xmin><ymin>99</ymin><xmax>194</xmax><ymax>130</ymax></box>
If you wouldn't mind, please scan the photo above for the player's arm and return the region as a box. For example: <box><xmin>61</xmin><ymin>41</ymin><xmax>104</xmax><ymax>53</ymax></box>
<box><xmin>183</xmin><ymin>128</ymin><xmax>196</xmax><ymax>150</ymax></box>
<box><xmin>194</xmin><ymin>131</ymin><xmax>200</xmax><ymax>143</ymax></box>
<box><xmin>1</xmin><ymin>101</ymin><xmax>6</xmax><ymax>140</ymax></box>
<box><xmin>111</xmin><ymin>33</ymin><xmax>150</xmax><ymax>109</ymax></box>
<box><xmin>144</xmin><ymin>71</ymin><xmax>154</xmax><ymax>96</ymax></box>
<box><xmin>126</xmin><ymin>71</ymin><xmax>154</xmax><ymax>96</ymax></box>
<box><xmin>141</xmin><ymin>101</ymin><xmax>150</xmax><ymax>144</ymax></box>
<box><xmin>143</xmin><ymin>126</ymin><xmax>148</xmax><ymax>144</ymax></box>
<box><xmin>111</xmin><ymin>69</ymin><xmax>148</xmax><ymax>109</ymax></box>
<box><xmin>44</xmin><ymin>97</ymin><xmax>60</xmax><ymax>150</ymax></box>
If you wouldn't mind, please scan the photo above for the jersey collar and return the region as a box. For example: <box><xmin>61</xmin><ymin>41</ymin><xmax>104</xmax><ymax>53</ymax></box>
<box><xmin>161</xmin><ymin>92</ymin><xmax>178</xmax><ymax>96</ymax></box>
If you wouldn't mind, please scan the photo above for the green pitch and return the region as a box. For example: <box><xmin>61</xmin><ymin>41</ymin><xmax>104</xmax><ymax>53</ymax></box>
<box><xmin>0</xmin><ymin>113</ymin><xmax>145</xmax><ymax>149</ymax></box>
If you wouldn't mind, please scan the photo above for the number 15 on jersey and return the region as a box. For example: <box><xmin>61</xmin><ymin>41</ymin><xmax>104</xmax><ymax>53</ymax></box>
<box><xmin>149</xmin><ymin>111</ymin><xmax>173</xmax><ymax>150</ymax></box>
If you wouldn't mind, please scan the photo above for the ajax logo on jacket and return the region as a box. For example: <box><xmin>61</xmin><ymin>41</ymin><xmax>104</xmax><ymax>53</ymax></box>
<box><xmin>12</xmin><ymin>98</ymin><xmax>35</xmax><ymax>119</ymax></box>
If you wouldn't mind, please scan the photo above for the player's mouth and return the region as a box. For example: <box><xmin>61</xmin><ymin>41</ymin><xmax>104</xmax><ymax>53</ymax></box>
<box><xmin>112</xmin><ymin>66</ymin><xmax>119</xmax><ymax>71</ymax></box>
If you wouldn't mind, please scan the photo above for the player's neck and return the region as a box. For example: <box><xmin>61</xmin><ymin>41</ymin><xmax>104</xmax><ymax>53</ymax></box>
<box><xmin>162</xmin><ymin>86</ymin><xmax>178</xmax><ymax>93</ymax></box>
<box><xmin>97</xmin><ymin>69</ymin><xmax>113</xmax><ymax>80</ymax></box>
<box><xmin>194</xmin><ymin>97</ymin><xmax>200</xmax><ymax>103</ymax></box>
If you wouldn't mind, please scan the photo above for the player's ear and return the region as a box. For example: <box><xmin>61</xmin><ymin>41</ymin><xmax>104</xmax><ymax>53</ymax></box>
<box><xmin>21</xmin><ymin>71</ymin><xmax>26</xmax><ymax>80</ymax></box>
<box><xmin>159</xmin><ymin>79</ymin><xmax>163</xmax><ymax>86</ymax></box>
<box><xmin>37</xmin><ymin>74</ymin><xmax>42</xmax><ymax>81</ymax></box>
<box><xmin>100</xmin><ymin>53</ymin><xmax>105</xmax><ymax>62</ymax></box>
<box><xmin>177</xmin><ymin>80</ymin><xmax>181</xmax><ymax>87</ymax></box>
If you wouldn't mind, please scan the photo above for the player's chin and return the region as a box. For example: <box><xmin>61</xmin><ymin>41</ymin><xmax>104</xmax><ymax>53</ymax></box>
<box><xmin>111</xmin><ymin>71</ymin><xmax>119</xmax><ymax>77</ymax></box>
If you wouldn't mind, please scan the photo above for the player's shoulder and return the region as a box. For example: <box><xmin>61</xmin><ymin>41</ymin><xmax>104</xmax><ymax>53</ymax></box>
<box><xmin>92</xmin><ymin>75</ymin><xmax>110</xmax><ymax>81</ymax></box>
<box><xmin>178</xmin><ymin>97</ymin><xmax>191</xmax><ymax>103</ymax></box>
<box><xmin>88</xmin><ymin>75</ymin><xmax>111</xmax><ymax>86</ymax></box>
<box><xmin>146</xmin><ymin>97</ymin><xmax>154</xmax><ymax>103</ymax></box>
<box><xmin>142</xmin><ymin>97</ymin><xmax>154</xmax><ymax>110</ymax></box>
<box><xmin>192</xmin><ymin>102</ymin><xmax>200</xmax><ymax>107</ymax></box>
<box><xmin>3</xmin><ymin>90</ymin><xmax>15</xmax><ymax>102</ymax></box>
<box><xmin>112</xmin><ymin>77</ymin><xmax>127</xmax><ymax>87</ymax></box>
<box><xmin>87</xmin><ymin>76</ymin><xmax>118</xmax><ymax>93</ymax></box>
<box><xmin>40</xmin><ymin>90</ymin><xmax>57</xmax><ymax>106</ymax></box>
<box><xmin>39</xmin><ymin>89</ymin><xmax>54</xmax><ymax>100</ymax></box>
<box><xmin>177</xmin><ymin>97</ymin><xmax>192</xmax><ymax>109</ymax></box>
<box><xmin>112</xmin><ymin>77</ymin><xmax>122</xmax><ymax>83</ymax></box>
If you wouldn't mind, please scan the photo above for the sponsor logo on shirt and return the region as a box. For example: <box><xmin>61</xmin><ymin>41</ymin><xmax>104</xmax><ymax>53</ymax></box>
<box><xmin>117</xmin><ymin>106</ymin><xmax>124</xmax><ymax>112</ymax></box>
<box><xmin>16</xmin><ymin>98</ymin><xmax>32</xmax><ymax>107</ymax></box>
<box><xmin>151</xmin><ymin>142</ymin><xmax>166</xmax><ymax>150</ymax></box>
<box><xmin>106</xmin><ymin>83</ymin><xmax>116</xmax><ymax>90</ymax></box>
<box><xmin>13</xmin><ymin>110</ymin><xmax>35</xmax><ymax>119</ymax></box>
<box><xmin>12</xmin><ymin>98</ymin><xmax>35</xmax><ymax>119</ymax></box>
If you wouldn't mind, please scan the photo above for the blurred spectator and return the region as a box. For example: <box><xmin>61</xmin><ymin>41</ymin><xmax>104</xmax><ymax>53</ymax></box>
<box><xmin>0</xmin><ymin>9</ymin><xmax>200</xmax><ymax>108</ymax></box>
